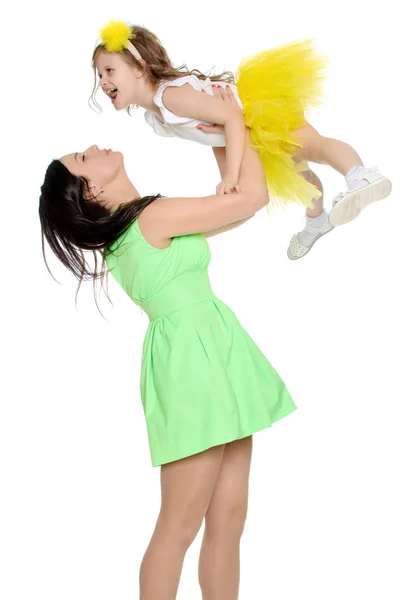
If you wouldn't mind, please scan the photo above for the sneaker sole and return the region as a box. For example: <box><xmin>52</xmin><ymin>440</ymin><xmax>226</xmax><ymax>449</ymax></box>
<box><xmin>287</xmin><ymin>225</ymin><xmax>335</xmax><ymax>260</ymax></box>
<box><xmin>328</xmin><ymin>177</ymin><xmax>392</xmax><ymax>227</ymax></box>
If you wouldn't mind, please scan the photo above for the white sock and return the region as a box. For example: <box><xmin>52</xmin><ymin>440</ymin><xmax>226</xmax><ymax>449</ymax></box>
<box><xmin>345</xmin><ymin>166</ymin><xmax>373</xmax><ymax>192</ymax></box>
<box><xmin>345</xmin><ymin>165</ymin><xmax>365</xmax><ymax>178</ymax></box>
<box><xmin>305</xmin><ymin>210</ymin><xmax>329</xmax><ymax>228</ymax></box>
<box><xmin>298</xmin><ymin>210</ymin><xmax>330</xmax><ymax>247</ymax></box>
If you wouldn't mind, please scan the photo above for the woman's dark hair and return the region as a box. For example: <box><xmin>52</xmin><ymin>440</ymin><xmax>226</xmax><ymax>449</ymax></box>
<box><xmin>39</xmin><ymin>159</ymin><xmax>160</xmax><ymax>310</ymax></box>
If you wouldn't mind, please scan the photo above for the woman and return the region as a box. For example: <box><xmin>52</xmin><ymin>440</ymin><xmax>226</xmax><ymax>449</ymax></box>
<box><xmin>39</xmin><ymin>94</ymin><xmax>296</xmax><ymax>600</ymax></box>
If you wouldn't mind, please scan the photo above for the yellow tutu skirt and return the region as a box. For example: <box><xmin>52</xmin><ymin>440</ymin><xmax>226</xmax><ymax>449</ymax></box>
<box><xmin>236</xmin><ymin>39</ymin><xmax>328</xmax><ymax>208</ymax></box>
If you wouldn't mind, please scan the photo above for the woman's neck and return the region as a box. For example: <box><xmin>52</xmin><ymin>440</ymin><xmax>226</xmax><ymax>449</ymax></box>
<box><xmin>103</xmin><ymin>177</ymin><xmax>141</xmax><ymax>212</ymax></box>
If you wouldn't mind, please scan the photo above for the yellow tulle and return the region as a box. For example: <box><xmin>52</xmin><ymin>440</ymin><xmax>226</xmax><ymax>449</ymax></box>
<box><xmin>236</xmin><ymin>39</ymin><xmax>328</xmax><ymax>208</ymax></box>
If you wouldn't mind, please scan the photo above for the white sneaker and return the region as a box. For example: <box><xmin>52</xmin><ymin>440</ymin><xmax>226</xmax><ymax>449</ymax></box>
<box><xmin>287</xmin><ymin>211</ymin><xmax>334</xmax><ymax>260</ymax></box>
<box><xmin>329</xmin><ymin>166</ymin><xmax>392</xmax><ymax>227</ymax></box>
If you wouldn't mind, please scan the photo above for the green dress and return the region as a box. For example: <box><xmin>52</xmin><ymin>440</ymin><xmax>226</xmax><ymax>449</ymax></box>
<box><xmin>106</xmin><ymin>217</ymin><xmax>296</xmax><ymax>467</ymax></box>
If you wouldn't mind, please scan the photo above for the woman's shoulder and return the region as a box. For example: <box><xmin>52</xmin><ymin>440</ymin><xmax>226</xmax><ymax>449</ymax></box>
<box><xmin>105</xmin><ymin>217</ymin><xmax>171</xmax><ymax>272</ymax></box>
<box><xmin>137</xmin><ymin>203</ymin><xmax>174</xmax><ymax>250</ymax></box>
<box><xmin>106</xmin><ymin>218</ymin><xmax>139</xmax><ymax>255</ymax></box>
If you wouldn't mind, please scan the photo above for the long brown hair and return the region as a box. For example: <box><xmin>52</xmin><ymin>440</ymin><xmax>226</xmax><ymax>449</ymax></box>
<box><xmin>89</xmin><ymin>24</ymin><xmax>235</xmax><ymax>112</ymax></box>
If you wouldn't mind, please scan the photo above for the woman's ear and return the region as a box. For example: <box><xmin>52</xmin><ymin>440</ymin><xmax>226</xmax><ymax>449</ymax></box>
<box><xmin>83</xmin><ymin>184</ymin><xmax>103</xmax><ymax>201</ymax></box>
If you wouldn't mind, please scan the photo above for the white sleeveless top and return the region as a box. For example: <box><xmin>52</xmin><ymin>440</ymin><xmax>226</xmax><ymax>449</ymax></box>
<box><xmin>144</xmin><ymin>74</ymin><xmax>243</xmax><ymax>148</ymax></box>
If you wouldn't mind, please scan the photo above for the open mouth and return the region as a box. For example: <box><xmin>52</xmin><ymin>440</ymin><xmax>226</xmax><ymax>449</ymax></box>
<box><xmin>106</xmin><ymin>88</ymin><xmax>118</xmax><ymax>101</ymax></box>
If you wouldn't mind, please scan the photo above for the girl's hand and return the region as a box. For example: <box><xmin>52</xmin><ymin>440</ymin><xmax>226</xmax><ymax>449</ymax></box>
<box><xmin>216</xmin><ymin>174</ymin><xmax>241</xmax><ymax>195</ymax></box>
<box><xmin>196</xmin><ymin>84</ymin><xmax>240</xmax><ymax>135</ymax></box>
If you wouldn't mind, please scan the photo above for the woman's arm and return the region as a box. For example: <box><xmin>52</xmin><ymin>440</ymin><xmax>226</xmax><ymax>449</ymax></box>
<box><xmin>204</xmin><ymin>147</ymin><xmax>253</xmax><ymax>238</ymax></box>
<box><xmin>139</xmin><ymin>134</ymin><xmax>268</xmax><ymax>246</ymax></box>
<box><xmin>203</xmin><ymin>215</ymin><xmax>253</xmax><ymax>238</ymax></box>
<box><xmin>163</xmin><ymin>84</ymin><xmax>246</xmax><ymax>193</ymax></box>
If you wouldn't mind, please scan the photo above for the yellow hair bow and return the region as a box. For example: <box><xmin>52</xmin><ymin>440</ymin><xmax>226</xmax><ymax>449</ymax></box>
<box><xmin>98</xmin><ymin>20</ymin><xmax>142</xmax><ymax>59</ymax></box>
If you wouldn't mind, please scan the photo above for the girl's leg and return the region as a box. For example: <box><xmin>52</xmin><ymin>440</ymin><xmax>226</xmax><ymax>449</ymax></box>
<box><xmin>139</xmin><ymin>444</ymin><xmax>226</xmax><ymax>600</ymax></box>
<box><xmin>294</xmin><ymin>122</ymin><xmax>391</xmax><ymax>226</ymax></box>
<box><xmin>294</xmin><ymin>122</ymin><xmax>363</xmax><ymax>175</ymax></box>
<box><xmin>287</xmin><ymin>163</ymin><xmax>334</xmax><ymax>260</ymax></box>
<box><xmin>288</xmin><ymin>159</ymin><xmax>333</xmax><ymax>260</ymax></box>
<box><xmin>198</xmin><ymin>436</ymin><xmax>253</xmax><ymax>600</ymax></box>
<box><xmin>295</xmin><ymin>160</ymin><xmax>324</xmax><ymax>218</ymax></box>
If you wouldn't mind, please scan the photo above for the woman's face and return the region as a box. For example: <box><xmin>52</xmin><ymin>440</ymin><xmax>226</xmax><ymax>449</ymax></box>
<box><xmin>61</xmin><ymin>145</ymin><xmax>122</xmax><ymax>184</ymax></box>
<box><xmin>60</xmin><ymin>145</ymin><xmax>125</xmax><ymax>205</ymax></box>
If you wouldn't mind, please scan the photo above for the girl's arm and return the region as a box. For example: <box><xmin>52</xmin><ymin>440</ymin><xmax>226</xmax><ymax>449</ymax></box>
<box><xmin>163</xmin><ymin>84</ymin><xmax>246</xmax><ymax>194</ymax></box>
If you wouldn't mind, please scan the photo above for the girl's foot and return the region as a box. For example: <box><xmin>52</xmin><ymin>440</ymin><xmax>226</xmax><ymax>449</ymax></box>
<box><xmin>329</xmin><ymin>167</ymin><xmax>392</xmax><ymax>227</ymax></box>
<box><xmin>288</xmin><ymin>210</ymin><xmax>334</xmax><ymax>260</ymax></box>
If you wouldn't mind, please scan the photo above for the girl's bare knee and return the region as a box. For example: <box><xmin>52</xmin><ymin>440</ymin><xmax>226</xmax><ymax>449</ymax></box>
<box><xmin>310</xmin><ymin>135</ymin><xmax>327</xmax><ymax>163</ymax></box>
<box><xmin>295</xmin><ymin>123</ymin><xmax>325</xmax><ymax>163</ymax></box>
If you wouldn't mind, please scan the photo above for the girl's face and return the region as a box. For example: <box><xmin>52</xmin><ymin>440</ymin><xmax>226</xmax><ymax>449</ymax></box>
<box><xmin>95</xmin><ymin>51</ymin><xmax>144</xmax><ymax>110</ymax></box>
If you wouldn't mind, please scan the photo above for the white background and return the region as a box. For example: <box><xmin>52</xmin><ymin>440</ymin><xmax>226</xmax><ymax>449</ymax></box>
<box><xmin>1</xmin><ymin>0</ymin><xmax>399</xmax><ymax>598</ymax></box>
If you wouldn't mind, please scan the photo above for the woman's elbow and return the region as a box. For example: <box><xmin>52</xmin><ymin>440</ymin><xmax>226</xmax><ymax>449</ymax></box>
<box><xmin>240</xmin><ymin>187</ymin><xmax>269</xmax><ymax>216</ymax></box>
<box><xmin>251</xmin><ymin>185</ymin><xmax>270</xmax><ymax>212</ymax></box>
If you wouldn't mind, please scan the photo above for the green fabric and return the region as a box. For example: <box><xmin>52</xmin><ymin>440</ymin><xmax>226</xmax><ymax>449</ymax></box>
<box><xmin>106</xmin><ymin>218</ymin><xmax>296</xmax><ymax>467</ymax></box>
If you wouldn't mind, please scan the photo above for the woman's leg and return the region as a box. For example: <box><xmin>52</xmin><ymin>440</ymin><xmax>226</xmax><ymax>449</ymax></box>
<box><xmin>139</xmin><ymin>444</ymin><xmax>226</xmax><ymax>600</ymax></box>
<box><xmin>198</xmin><ymin>436</ymin><xmax>253</xmax><ymax>600</ymax></box>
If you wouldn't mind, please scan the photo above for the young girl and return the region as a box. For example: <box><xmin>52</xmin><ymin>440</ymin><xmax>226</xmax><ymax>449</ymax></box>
<box><xmin>92</xmin><ymin>20</ymin><xmax>392</xmax><ymax>260</ymax></box>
